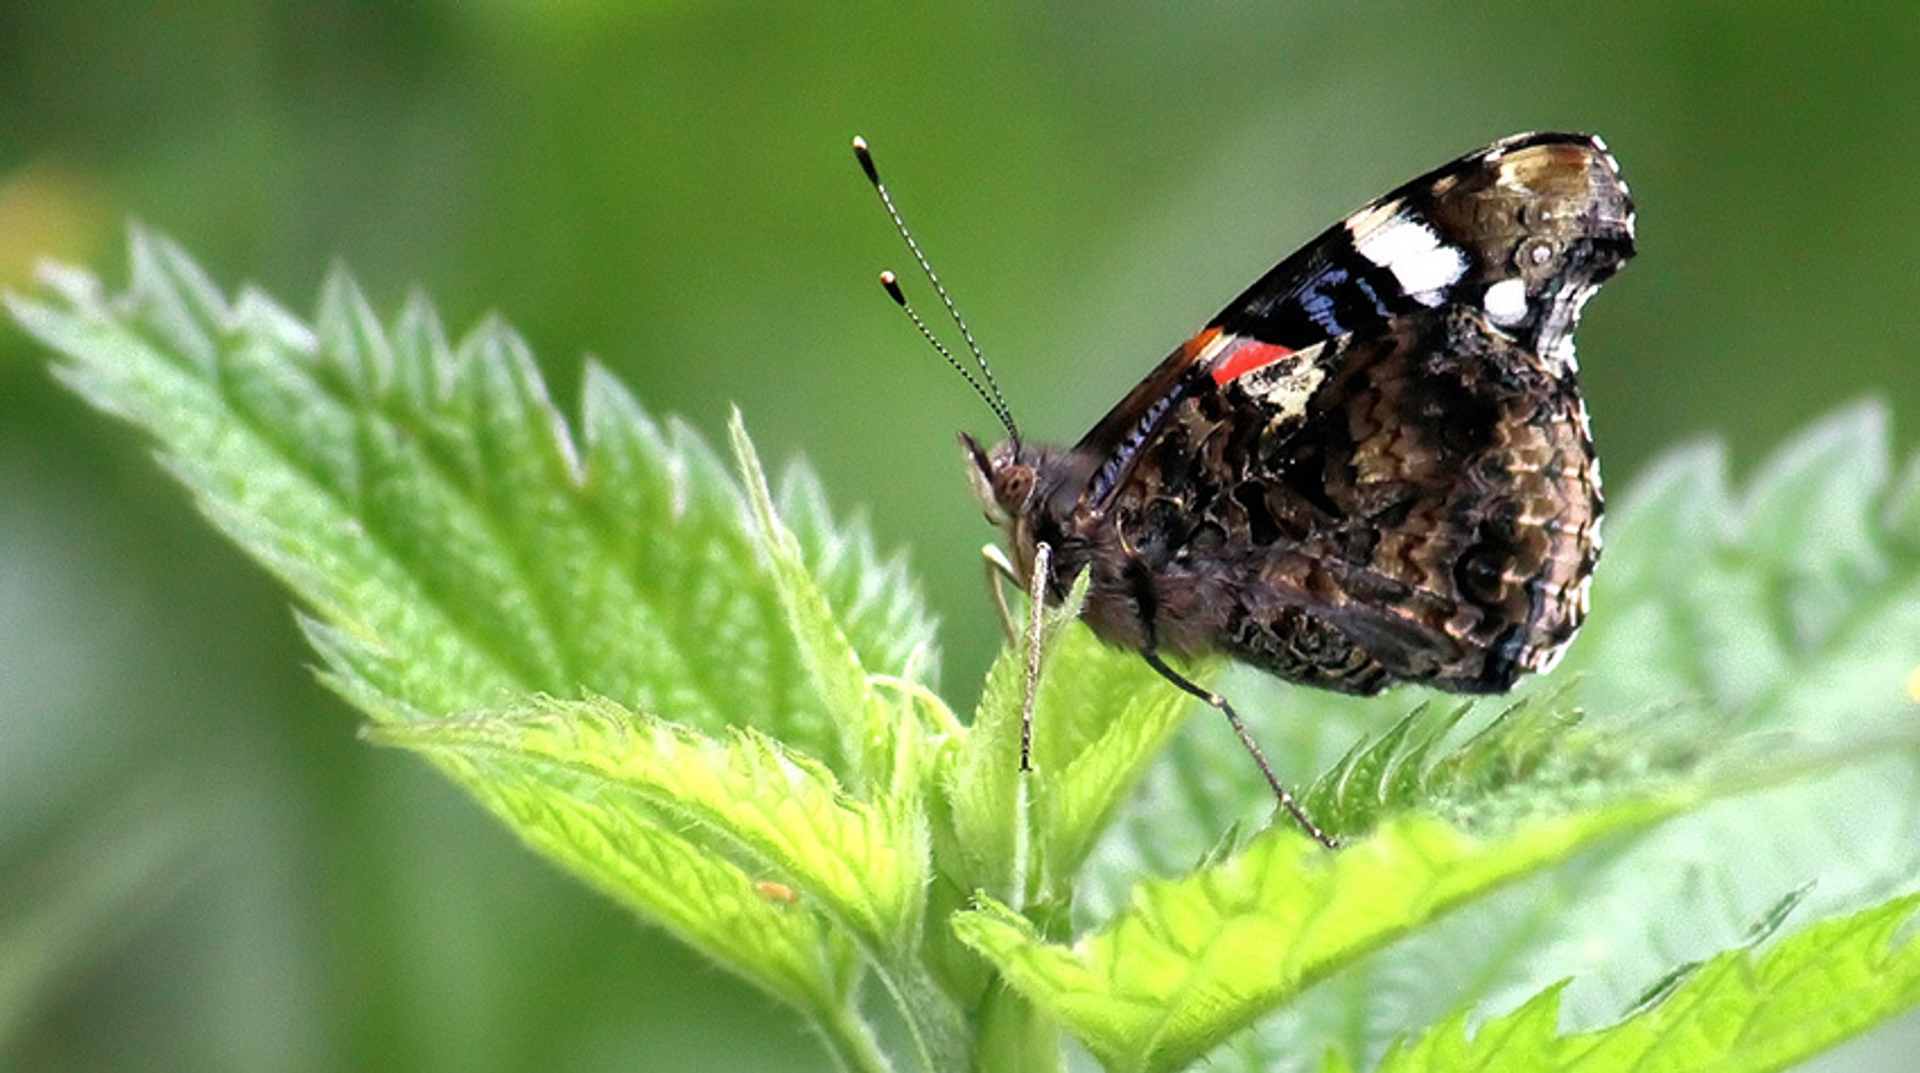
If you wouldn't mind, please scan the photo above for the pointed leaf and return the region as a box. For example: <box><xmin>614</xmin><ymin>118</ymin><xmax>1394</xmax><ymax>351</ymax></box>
<box><xmin>730</xmin><ymin>411</ymin><xmax>898</xmax><ymax>793</ymax></box>
<box><xmin>1375</xmin><ymin>894</ymin><xmax>1920</xmax><ymax>1072</ymax></box>
<box><xmin>1031</xmin><ymin>627</ymin><xmax>1197</xmax><ymax>884</ymax></box>
<box><xmin>956</xmin><ymin>799</ymin><xmax>1695</xmax><ymax>1073</ymax></box>
<box><xmin>8</xmin><ymin>232</ymin><xmax>935</xmax><ymax>768</ymax></box>
<box><xmin>372</xmin><ymin>697</ymin><xmax>929</xmax><ymax>956</ymax></box>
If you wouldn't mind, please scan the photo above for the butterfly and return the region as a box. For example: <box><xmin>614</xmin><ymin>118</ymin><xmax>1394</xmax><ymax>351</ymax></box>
<box><xmin>858</xmin><ymin>133</ymin><xmax>1636</xmax><ymax>844</ymax></box>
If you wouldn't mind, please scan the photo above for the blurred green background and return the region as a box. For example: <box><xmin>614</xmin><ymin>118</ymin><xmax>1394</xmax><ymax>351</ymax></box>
<box><xmin>3</xmin><ymin>3</ymin><xmax>1918</xmax><ymax>1069</ymax></box>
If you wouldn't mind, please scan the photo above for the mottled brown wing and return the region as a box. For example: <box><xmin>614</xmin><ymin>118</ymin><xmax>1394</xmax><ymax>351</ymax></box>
<box><xmin>1105</xmin><ymin>308</ymin><xmax>1601</xmax><ymax>692</ymax></box>
<box><xmin>1063</xmin><ymin>133</ymin><xmax>1633</xmax><ymax>694</ymax></box>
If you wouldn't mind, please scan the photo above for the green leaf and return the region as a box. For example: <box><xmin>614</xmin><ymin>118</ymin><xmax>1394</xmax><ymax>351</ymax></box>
<box><xmin>729</xmin><ymin>410</ymin><xmax>932</xmax><ymax>800</ymax></box>
<box><xmin>772</xmin><ymin>455</ymin><xmax>942</xmax><ymax>703</ymax></box>
<box><xmin>955</xmin><ymin>738</ymin><xmax>1712</xmax><ymax>1073</ymax></box>
<box><xmin>8</xmin><ymin>231</ymin><xmax>936</xmax><ymax>760</ymax></box>
<box><xmin>1563</xmin><ymin>401</ymin><xmax>1919</xmax><ymax>733</ymax></box>
<box><xmin>1374</xmin><ymin>893</ymin><xmax>1920</xmax><ymax>1072</ymax></box>
<box><xmin>407</xmin><ymin>715</ymin><xmax>855</xmax><ymax>1009</ymax></box>
<box><xmin>1299</xmin><ymin>690</ymin><xmax>1716</xmax><ymax>841</ymax></box>
<box><xmin>1029</xmin><ymin>627</ymin><xmax>1197</xmax><ymax>889</ymax></box>
<box><xmin>1485</xmin><ymin>401</ymin><xmax>1920</xmax><ymax>1034</ymax></box>
<box><xmin>371</xmin><ymin>698</ymin><xmax>928</xmax><ymax>954</ymax></box>
<box><xmin>943</xmin><ymin>573</ymin><xmax>1200</xmax><ymax>905</ymax></box>
<box><xmin>7</xmin><ymin>231</ymin><xmax>947</xmax><ymax>1069</ymax></box>
<box><xmin>941</xmin><ymin>625</ymin><xmax>1032</xmax><ymax>903</ymax></box>
<box><xmin>941</xmin><ymin>566</ymin><xmax>1094</xmax><ymax>908</ymax></box>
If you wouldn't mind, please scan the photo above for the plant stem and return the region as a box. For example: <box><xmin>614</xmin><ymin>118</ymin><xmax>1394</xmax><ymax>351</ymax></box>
<box><xmin>870</xmin><ymin>959</ymin><xmax>970</xmax><ymax>1072</ymax></box>
<box><xmin>813</xmin><ymin>1002</ymin><xmax>894</xmax><ymax>1073</ymax></box>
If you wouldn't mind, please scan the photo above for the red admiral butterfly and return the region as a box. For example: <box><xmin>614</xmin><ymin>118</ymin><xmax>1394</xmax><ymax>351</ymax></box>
<box><xmin>857</xmin><ymin>133</ymin><xmax>1635</xmax><ymax>846</ymax></box>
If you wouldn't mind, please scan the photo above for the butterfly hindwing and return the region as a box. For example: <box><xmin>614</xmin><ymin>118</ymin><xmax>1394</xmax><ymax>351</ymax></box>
<box><xmin>1109</xmin><ymin>304</ymin><xmax>1605</xmax><ymax>692</ymax></box>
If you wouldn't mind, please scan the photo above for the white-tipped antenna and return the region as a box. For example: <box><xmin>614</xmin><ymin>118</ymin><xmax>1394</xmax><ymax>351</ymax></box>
<box><xmin>876</xmin><ymin>271</ymin><xmax>1014</xmax><ymax>439</ymax></box>
<box><xmin>854</xmin><ymin>135</ymin><xmax>1019</xmax><ymax>443</ymax></box>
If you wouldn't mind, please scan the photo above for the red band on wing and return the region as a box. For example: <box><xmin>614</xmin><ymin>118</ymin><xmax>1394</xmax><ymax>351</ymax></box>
<box><xmin>1208</xmin><ymin>337</ymin><xmax>1294</xmax><ymax>386</ymax></box>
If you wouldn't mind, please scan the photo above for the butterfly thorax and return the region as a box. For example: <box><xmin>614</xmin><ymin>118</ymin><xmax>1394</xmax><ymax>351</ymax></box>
<box><xmin>965</xmin><ymin>430</ymin><xmax>1242</xmax><ymax>660</ymax></box>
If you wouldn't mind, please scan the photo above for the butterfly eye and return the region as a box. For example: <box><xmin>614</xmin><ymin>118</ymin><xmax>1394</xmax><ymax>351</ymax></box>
<box><xmin>998</xmin><ymin>464</ymin><xmax>1036</xmax><ymax>512</ymax></box>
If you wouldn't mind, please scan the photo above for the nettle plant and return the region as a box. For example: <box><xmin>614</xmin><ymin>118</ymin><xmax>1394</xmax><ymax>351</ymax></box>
<box><xmin>12</xmin><ymin>232</ymin><xmax>1920</xmax><ymax>1072</ymax></box>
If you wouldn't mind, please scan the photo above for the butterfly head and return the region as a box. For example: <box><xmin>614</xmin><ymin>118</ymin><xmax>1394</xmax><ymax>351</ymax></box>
<box><xmin>963</xmin><ymin>430</ymin><xmax>1079</xmax><ymax>586</ymax></box>
<box><xmin>961</xmin><ymin>431</ymin><xmax>1035</xmax><ymax>529</ymax></box>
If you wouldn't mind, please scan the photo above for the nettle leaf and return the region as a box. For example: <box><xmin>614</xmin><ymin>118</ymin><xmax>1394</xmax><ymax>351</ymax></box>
<box><xmin>11</xmin><ymin>231</ymin><xmax>937</xmax><ymax>752</ymax></box>
<box><xmin>1299</xmin><ymin>689</ymin><xmax>1719</xmax><ymax>841</ymax></box>
<box><xmin>731</xmin><ymin>413</ymin><xmax>891</xmax><ymax>790</ymax></box>
<box><xmin>7</xmin><ymin>232</ymin><xmax>950</xmax><ymax>1067</ymax></box>
<box><xmin>1028</xmin><ymin>627</ymin><xmax>1198</xmax><ymax>890</ymax></box>
<box><xmin>1558</xmin><ymin>403</ymin><xmax>1919</xmax><ymax>728</ymax></box>
<box><xmin>941</xmin><ymin>569</ymin><xmax>1197</xmax><ymax>906</ymax></box>
<box><xmin>378</xmin><ymin>705</ymin><xmax>861</xmax><ymax>1016</ymax></box>
<box><xmin>371</xmin><ymin>700</ymin><xmax>927</xmax><ymax>953</ymax></box>
<box><xmin>1368</xmin><ymin>893</ymin><xmax>1920</xmax><ymax>1072</ymax></box>
<box><xmin>365</xmin><ymin>697</ymin><xmax>953</xmax><ymax>1062</ymax></box>
<box><xmin>1479</xmin><ymin>404</ymin><xmax>1920</xmax><ymax>1032</ymax></box>
<box><xmin>955</xmin><ymin>793</ymin><xmax>1702</xmax><ymax>1073</ymax></box>
<box><xmin>942</xmin><ymin>609</ymin><xmax>1041</xmax><ymax>903</ymax></box>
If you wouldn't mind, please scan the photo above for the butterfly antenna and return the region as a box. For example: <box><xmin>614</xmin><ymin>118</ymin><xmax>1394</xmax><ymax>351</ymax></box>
<box><xmin>877</xmin><ymin>271</ymin><xmax>1012</xmax><ymax>437</ymax></box>
<box><xmin>854</xmin><ymin>135</ymin><xmax>1020</xmax><ymax>442</ymax></box>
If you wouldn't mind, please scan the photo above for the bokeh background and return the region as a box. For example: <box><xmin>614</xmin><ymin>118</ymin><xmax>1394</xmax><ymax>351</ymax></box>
<box><xmin>3</xmin><ymin>3</ymin><xmax>1918</xmax><ymax>1069</ymax></box>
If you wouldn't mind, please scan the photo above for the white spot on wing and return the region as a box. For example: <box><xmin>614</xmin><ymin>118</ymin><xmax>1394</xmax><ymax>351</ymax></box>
<box><xmin>1484</xmin><ymin>278</ymin><xmax>1529</xmax><ymax>326</ymax></box>
<box><xmin>1352</xmin><ymin>214</ymin><xmax>1466</xmax><ymax>305</ymax></box>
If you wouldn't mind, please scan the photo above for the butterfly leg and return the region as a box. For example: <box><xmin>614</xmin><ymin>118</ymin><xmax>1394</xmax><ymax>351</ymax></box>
<box><xmin>1140</xmin><ymin>652</ymin><xmax>1340</xmax><ymax>850</ymax></box>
